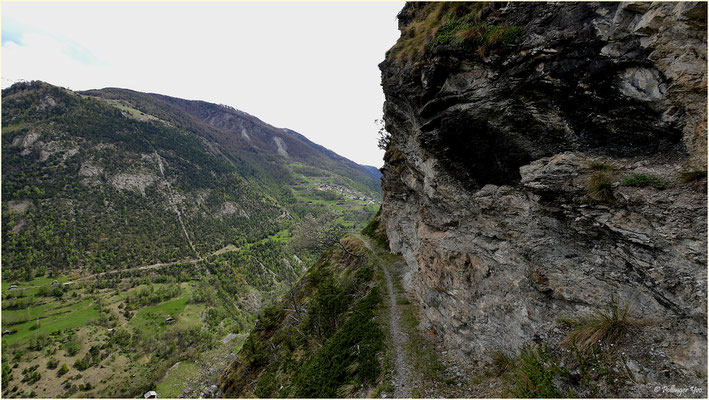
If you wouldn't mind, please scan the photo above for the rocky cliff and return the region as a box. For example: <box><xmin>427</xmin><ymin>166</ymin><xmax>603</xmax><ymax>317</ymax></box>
<box><xmin>379</xmin><ymin>2</ymin><xmax>706</xmax><ymax>395</ymax></box>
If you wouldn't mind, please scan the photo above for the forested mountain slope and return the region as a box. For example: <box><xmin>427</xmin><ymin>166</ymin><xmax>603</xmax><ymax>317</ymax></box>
<box><xmin>2</xmin><ymin>81</ymin><xmax>380</xmax><ymax>281</ymax></box>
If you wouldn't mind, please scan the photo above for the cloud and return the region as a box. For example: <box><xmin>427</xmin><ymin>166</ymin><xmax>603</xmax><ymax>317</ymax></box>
<box><xmin>2</xmin><ymin>32</ymin><xmax>108</xmax><ymax>90</ymax></box>
<box><xmin>59</xmin><ymin>39</ymin><xmax>102</xmax><ymax>65</ymax></box>
<box><xmin>1</xmin><ymin>17</ymin><xmax>26</xmax><ymax>45</ymax></box>
<box><xmin>1</xmin><ymin>16</ymin><xmax>102</xmax><ymax>66</ymax></box>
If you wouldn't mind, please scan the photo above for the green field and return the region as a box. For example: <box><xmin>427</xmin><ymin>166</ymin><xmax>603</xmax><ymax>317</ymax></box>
<box><xmin>2</xmin><ymin>302</ymin><xmax>100</xmax><ymax>347</ymax></box>
<box><xmin>3</xmin><ymin>298</ymin><xmax>91</xmax><ymax>325</ymax></box>
<box><xmin>127</xmin><ymin>295</ymin><xmax>190</xmax><ymax>334</ymax></box>
<box><xmin>1</xmin><ymin>275</ymin><xmax>69</xmax><ymax>291</ymax></box>
<box><xmin>178</xmin><ymin>303</ymin><xmax>206</xmax><ymax>329</ymax></box>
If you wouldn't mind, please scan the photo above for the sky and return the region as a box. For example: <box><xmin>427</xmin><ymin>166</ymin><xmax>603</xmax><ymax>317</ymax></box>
<box><xmin>1</xmin><ymin>1</ymin><xmax>404</xmax><ymax>167</ymax></box>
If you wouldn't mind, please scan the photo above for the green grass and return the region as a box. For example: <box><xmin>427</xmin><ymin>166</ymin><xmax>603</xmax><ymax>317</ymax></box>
<box><xmin>178</xmin><ymin>303</ymin><xmax>206</xmax><ymax>329</ymax></box>
<box><xmin>127</xmin><ymin>295</ymin><xmax>189</xmax><ymax>334</ymax></box>
<box><xmin>214</xmin><ymin>244</ymin><xmax>240</xmax><ymax>255</ymax></box>
<box><xmin>268</xmin><ymin>229</ymin><xmax>291</xmax><ymax>244</ymax></box>
<box><xmin>389</xmin><ymin>2</ymin><xmax>520</xmax><ymax>61</ymax></box>
<box><xmin>621</xmin><ymin>173</ymin><xmax>665</xmax><ymax>189</ymax></box>
<box><xmin>155</xmin><ymin>361</ymin><xmax>200</xmax><ymax>398</ymax></box>
<box><xmin>1</xmin><ymin>122</ymin><xmax>31</xmax><ymax>134</ymax></box>
<box><xmin>2</xmin><ymin>299</ymin><xmax>91</xmax><ymax>326</ymax></box>
<box><xmin>2</xmin><ymin>276</ymin><xmax>69</xmax><ymax>292</ymax></box>
<box><xmin>2</xmin><ymin>303</ymin><xmax>100</xmax><ymax>347</ymax></box>
<box><xmin>399</xmin><ymin>297</ymin><xmax>445</xmax><ymax>383</ymax></box>
<box><xmin>429</xmin><ymin>18</ymin><xmax>520</xmax><ymax>55</ymax></box>
<box><xmin>103</xmin><ymin>99</ymin><xmax>159</xmax><ymax>122</ymax></box>
<box><xmin>511</xmin><ymin>345</ymin><xmax>567</xmax><ymax>398</ymax></box>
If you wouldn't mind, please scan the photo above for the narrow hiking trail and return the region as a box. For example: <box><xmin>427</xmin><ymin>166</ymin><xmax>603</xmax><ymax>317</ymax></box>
<box><xmin>359</xmin><ymin>236</ymin><xmax>411</xmax><ymax>398</ymax></box>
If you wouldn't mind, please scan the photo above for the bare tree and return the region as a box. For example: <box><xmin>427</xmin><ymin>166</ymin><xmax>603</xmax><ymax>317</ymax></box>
<box><xmin>288</xmin><ymin>213</ymin><xmax>362</xmax><ymax>258</ymax></box>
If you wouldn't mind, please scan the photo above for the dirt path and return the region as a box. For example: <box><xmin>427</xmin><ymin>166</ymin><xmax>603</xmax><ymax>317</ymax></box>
<box><xmin>359</xmin><ymin>236</ymin><xmax>411</xmax><ymax>398</ymax></box>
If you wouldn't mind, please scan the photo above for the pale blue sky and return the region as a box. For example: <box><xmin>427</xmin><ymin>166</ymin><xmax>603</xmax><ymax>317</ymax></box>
<box><xmin>2</xmin><ymin>1</ymin><xmax>404</xmax><ymax>167</ymax></box>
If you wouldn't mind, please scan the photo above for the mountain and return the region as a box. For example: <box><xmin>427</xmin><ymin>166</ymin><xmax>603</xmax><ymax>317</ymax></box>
<box><xmin>79</xmin><ymin>88</ymin><xmax>382</xmax><ymax>195</ymax></box>
<box><xmin>2</xmin><ymin>81</ymin><xmax>380</xmax><ymax>281</ymax></box>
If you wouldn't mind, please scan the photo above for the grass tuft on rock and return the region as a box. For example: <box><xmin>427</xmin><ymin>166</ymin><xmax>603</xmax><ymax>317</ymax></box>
<box><xmin>511</xmin><ymin>345</ymin><xmax>566</xmax><ymax>398</ymax></box>
<box><xmin>588</xmin><ymin>172</ymin><xmax>614</xmax><ymax>202</ymax></box>
<box><xmin>587</xmin><ymin>161</ymin><xmax>614</xmax><ymax>171</ymax></box>
<box><xmin>560</xmin><ymin>295</ymin><xmax>641</xmax><ymax>351</ymax></box>
<box><xmin>679</xmin><ymin>169</ymin><xmax>707</xmax><ymax>183</ymax></box>
<box><xmin>621</xmin><ymin>173</ymin><xmax>665</xmax><ymax>189</ymax></box>
<box><xmin>490</xmin><ymin>349</ymin><xmax>515</xmax><ymax>376</ymax></box>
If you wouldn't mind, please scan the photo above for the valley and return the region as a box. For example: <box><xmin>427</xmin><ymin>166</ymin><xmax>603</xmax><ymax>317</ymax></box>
<box><xmin>1</xmin><ymin>81</ymin><xmax>381</xmax><ymax>398</ymax></box>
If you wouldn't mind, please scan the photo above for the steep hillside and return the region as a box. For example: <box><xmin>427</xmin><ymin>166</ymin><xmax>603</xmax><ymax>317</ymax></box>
<box><xmin>3</xmin><ymin>82</ymin><xmax>277</xmax><ymax>276</ymax></box>
<box><xmin>218</xmin><ymin>234</ymin><xmax>386</xmax><ymax>398</ymax></box>
<box><xmin>378</xmin><ymin>2</ymin><xmax>706</xmax><ymax>398</ymax></box>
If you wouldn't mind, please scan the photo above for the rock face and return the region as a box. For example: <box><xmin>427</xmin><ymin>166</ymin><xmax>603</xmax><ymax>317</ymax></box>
<box><xmin>379</xmin><ymin>1</ymin><xmax>706</xmax><ymax>391</ymax></box>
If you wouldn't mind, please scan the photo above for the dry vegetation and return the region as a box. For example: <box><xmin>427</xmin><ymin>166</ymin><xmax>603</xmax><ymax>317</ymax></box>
<box><xmin>388</xmin><ymin>2</ymin><xmax>520</xmax><ymax>62</ymax></box>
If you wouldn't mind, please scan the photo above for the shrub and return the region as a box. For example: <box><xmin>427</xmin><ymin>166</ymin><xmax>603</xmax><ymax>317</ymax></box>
<box><xmin>63</xmin><ymin>340</ymin><xmax>80</xmax><ymax>356</ymax></box>
<box><xmin>621</xmin><ymin>173</ymin><xmax>664</xmax><ymax>189</ymax></box>
<box><xmin>28</xmin><ymin>333</ymin><xmax>50</xmax><ymax>351</ymax></box>
<box><xmin>490</xmin><ymin>349</ymin><xmax>515</xmax><ymax>376</ymax></box>
<box><xmin>306</xmin><ymin>277</ymin><xmax>349</xmax><ymax>339</ymax></box>
<box><xmin>46</xmin><ymin>358</ymin><xmax>59</xmax><ymax>370</ymax></box>
<box><xmin>291</xmin><ymin>288</ymin><xmax>383</xmax><ymax>397</ymax></box>
<box><xmin>361</xmin><ymin>208</ymin><xmax>388</xmax><ymax>249</ymax></box>
<box><xmin>21</xmin><ymin>366</ymin><xmax>41</xmax><ymax>384</ymax></box>
<box><xmin>588</xmin><ymin>161</ymin><xmax>614</xmax><ymax>171</ymax></box>
<box><xmin>2</xmin><ymin>364</ymin><xmax>12</xmax><ymax>387</ymax></box>
<box><xmin>57</xmin><ymin>364</ymin><xmax>69</xmax><ymax>377</ymax></box>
